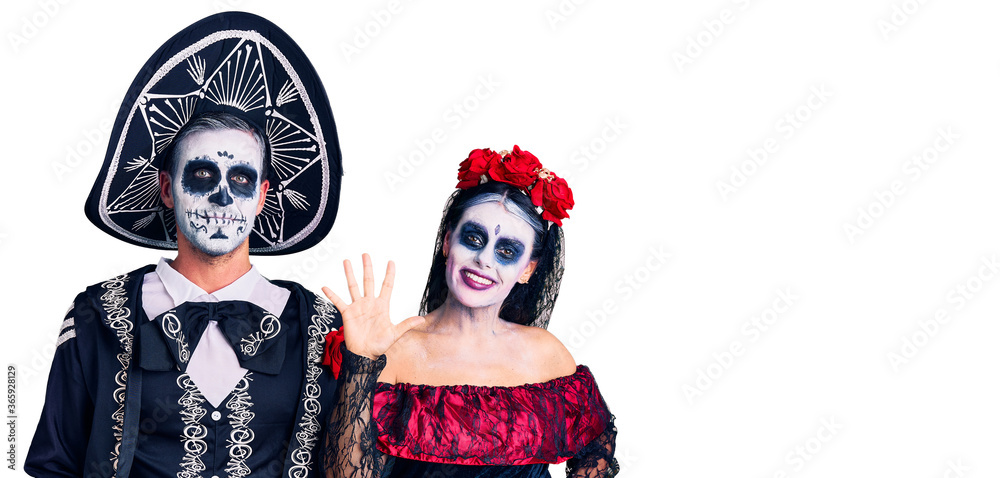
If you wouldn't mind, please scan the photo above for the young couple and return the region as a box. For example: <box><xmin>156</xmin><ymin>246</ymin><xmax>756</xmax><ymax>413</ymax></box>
<box><xmin>26</xmin><ymin>12</ymin><xmax>617</xmax><ymax>478</ymax></box>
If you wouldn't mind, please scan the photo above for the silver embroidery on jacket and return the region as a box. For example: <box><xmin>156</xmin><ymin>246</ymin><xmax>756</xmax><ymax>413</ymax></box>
<box><xmin>286</xmin><ymin>297</ymin><xmax>336</xmax><ymax>477</ymax></box>
<box><xmin>100</xmin><ymin>274</ymin><xmax>132</xmax><ymax>472</ymax></box>
<box><xmin>160</xmin><ymin>311</ymin><xmax>191</xmax><ymax>364</ymax></box>
<box><xmin>177</xmin><ymin>374</ymin><xmax>208</xmax><ymax>477</ymax></box>
<box><xmin>239</xmin><ymin>314</ymin><xmax>281</xmax><ymax>357</ymax></box>
<box><xmin>225</xmin><ymin>373</ymin><xmax>255</xmax><ymax>477</ymax></box>
<box><xmin>56</xmin><ymin>317</ymin><xmax>76</xmax><ymax>348</ymax></box>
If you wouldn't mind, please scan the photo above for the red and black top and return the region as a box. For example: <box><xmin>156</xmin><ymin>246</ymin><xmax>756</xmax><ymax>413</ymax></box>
<box><xmin>323</xmin><ymin>346</ymin><xmax>618</xmax><ymax>477</ymax></box>
<box><xmin>373</xmin><ymin>366</ymin><xmax>613</xmax><ymax>466</ymax></box>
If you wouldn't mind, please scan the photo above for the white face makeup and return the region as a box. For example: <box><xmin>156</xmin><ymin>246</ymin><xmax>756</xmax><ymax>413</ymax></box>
<box><xmin>444</xmin><ymin>201</ymin><xmax>537</xmax><ymax>309</ymax></box>
<box><xmin>168</xmin><ymin>129</ymin><xmax>265</xmax><ymax>256</ymax></box>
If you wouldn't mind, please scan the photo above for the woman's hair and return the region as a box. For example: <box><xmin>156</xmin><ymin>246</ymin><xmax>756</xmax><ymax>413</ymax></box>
<box><xmin>419</xmin><ymin>180</ymin><xmax>565</xmax><ymax>328</ymax></box>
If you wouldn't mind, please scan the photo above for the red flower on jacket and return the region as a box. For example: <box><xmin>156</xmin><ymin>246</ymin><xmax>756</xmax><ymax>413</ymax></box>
<box><xmin>322</xmin><ymin>328</ymin><xmax>346</xmax><ymax>379</ymax></box>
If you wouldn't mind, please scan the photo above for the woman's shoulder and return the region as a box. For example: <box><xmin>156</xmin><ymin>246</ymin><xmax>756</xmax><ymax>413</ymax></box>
<box><xmin>378</xmin><ymin>322</ymin><xmax>426</xmax><ymax>382</ymax></box>
<box><xmin>512</xmin><ymin>323</ymin><xmax>577</xmax><ymax>380</ymax></box>
<box><xmin>380</xmin><ymin>320</ymin><xmax>577</xmax><ymax>385</ymax></box>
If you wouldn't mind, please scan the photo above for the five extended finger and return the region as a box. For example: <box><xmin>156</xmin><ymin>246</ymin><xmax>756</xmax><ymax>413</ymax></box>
<box><xmin>321</xmin><ymin>286</ymin><xmax>349</xmax><ymax>316</ymax></box>
<box><xmin>379</xmin><ymin>260</ymin><xmax>395</xmax><ymax>301</ymax></box>
<box><xmin>343</xmin><ymin>259</ymin><xmax>361</xmax><ymax>301</ymax></box>
<box><xmin>362</xmin><ymin>253</ymin><xmax>375</xmax><ymax>297</ymax></box>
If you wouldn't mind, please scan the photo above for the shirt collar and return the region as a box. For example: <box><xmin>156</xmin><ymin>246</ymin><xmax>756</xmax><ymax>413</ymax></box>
<box><xmin>155</xmin><ymin>257</ymin><xmax>263</xmax><ymax>306</ymax></box>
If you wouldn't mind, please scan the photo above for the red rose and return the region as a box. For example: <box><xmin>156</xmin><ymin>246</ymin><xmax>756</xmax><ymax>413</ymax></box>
<box><xmin>507</xmin><ymin>145</ymin><xmax>541</xmax><ymax>169</ymax></box>
<box><xmin>488</xmin><ymin>145</ymin><xmax>542</xmax><ymax>190</ymax></box>
<box><xmin>530</xmin><ymin>171</ymin><xmax>574</xmax><ymax>226</ymax></box>
<box><xmin>322</xmin><ymin>328</ymin><xmax>346</xmax><ymax>379</ymax></box>
<box><xmin>457</xmin><ymin>149</ymin><xmax>501</xmax><ymax>189</ymax></box>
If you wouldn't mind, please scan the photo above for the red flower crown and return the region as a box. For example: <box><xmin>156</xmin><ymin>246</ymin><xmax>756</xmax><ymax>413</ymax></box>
<box><xmin>456</xmin><ymin>146</ymin><xmax>575</xmax><ymax>226</ymax></box>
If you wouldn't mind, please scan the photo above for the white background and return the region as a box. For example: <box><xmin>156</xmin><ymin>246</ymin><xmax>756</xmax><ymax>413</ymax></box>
<box><xmin>3</xmin><ymin>1</ymin><xmax>1000</xmax><ymax>476</ymax></box>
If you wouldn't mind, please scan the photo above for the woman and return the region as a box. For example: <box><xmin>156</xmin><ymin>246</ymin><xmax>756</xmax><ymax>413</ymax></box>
<box><xmin>323</xmin><ymin>147</ymin><xmax>618</xmax><ymax>477</ymax></box>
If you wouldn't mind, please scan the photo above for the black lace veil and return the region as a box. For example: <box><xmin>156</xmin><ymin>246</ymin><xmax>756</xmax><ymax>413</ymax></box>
<box><xmin>418</xmin><ymin>181</ymin><xmax>566</xmax><ymax>329</ymax></box>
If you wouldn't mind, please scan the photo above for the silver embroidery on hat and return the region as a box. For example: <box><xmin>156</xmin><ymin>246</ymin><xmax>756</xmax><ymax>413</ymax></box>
<box><xmin>99</xmin><ymin>29</ymin><xmax>331</xmax><ymax>254</ymax></box>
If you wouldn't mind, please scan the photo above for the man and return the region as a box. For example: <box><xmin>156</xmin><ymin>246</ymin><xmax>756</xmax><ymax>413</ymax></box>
<box><xmin>26</xmin><ymin>12</ymin><xmax>343</xmax><ymax>477</ymax></box>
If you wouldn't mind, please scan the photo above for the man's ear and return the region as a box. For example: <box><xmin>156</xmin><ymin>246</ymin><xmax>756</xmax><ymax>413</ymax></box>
<box><xmin>255</xmin><ymin>179</ymin><xmax>270</xmax><ymax>215</ymax></box>
<box><xmin>159</xmin><ymin>170</ymin><xmax>174</xmax><ymax>208</ymax></box>
<box><xmin>519</xmin><ymin>260</ymin><xmax>538</xmax><ymax>284</ymax></box>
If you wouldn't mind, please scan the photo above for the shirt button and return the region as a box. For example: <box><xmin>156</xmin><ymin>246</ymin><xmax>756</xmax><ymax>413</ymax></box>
<box><xmin>212</xmin><ymin>475</ymin><xmax>220</xmax><ymax>478</ymax></box>
<box><xmin>211</xmin><ymin>411</ymin><xmax>222</xmax><ymax>421</ymax></box>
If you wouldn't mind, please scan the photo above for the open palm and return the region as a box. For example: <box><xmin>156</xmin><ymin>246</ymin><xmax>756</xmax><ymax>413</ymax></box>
<box><xmin>322</xmin><ymin>253</ymin><xmax>424</xmax><ymax>360</ymax></box>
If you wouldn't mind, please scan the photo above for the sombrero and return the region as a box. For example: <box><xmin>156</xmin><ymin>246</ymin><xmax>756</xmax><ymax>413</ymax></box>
<box><xmin>85</xmin><ymin>11</ymin><xmax>341</xmax><ymax>255</ymax></box>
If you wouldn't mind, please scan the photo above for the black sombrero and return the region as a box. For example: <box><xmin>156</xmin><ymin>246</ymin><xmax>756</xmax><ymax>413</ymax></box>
<box><xmin>86</xmin><ymin>11</ymin><xmax>341</xmax><ymax>255</ymax></box>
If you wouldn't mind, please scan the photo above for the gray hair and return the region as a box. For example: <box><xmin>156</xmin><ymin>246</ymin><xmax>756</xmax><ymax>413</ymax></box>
<box><xmin>161</xmin><ymin>111</ymin><xmax>269</xmax><ymax>181</ymax></box>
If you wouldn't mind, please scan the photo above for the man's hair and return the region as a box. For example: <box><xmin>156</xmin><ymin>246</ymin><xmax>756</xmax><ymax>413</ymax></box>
<box><xmin>160</xmin><ymin>111</ymin><xmax>270</xmax><ymax>182</ymax></box>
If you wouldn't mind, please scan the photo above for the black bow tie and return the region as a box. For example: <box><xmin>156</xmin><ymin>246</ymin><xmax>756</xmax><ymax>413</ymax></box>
<box><xmin>139</xmin><ymin>301</ymin><xmax>287</xmax><ymax>374</ymax></box>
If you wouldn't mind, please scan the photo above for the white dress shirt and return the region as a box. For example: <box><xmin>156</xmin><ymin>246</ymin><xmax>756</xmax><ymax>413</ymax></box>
<box><xmin>141</xmin><ymin>258</ymin><xmax>291</xmax><ymax>407</ymax></box>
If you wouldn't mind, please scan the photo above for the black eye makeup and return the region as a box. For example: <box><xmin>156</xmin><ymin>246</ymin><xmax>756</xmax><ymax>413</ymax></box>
<box><xmin>494</xmin><ymin>238</ymin><xmax>525</xmax><ymax>265</ymax></box>
<box><xmin>458</xmin><ymin>220</ymin><xmax>528</xmax><ymax>266</ymax></box>
<box><xmin>227</xmin><ymin>164</ymin><xmax>259</xmax><ymax>198</ymax></box>
<box><xmin>181</xmin><ymin>157</ymin><xmax>221</xmax><ymax>194</ymax></box>
<box><xmin>460</xmin><ymin>223</ymin><xmax>488</xmax><ymax>250</ymax></box>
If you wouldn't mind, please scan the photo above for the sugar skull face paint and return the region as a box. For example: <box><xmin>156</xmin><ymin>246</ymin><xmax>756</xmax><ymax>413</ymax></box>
<box><xmin>167</xmin><ymin>129</ymin><xmax>266</xmax><ymax>256</ymax></box>
<box><xmin>444</xmin><ymin>202</ymin><xmax>537</xmax><ymax>309</ymax></box>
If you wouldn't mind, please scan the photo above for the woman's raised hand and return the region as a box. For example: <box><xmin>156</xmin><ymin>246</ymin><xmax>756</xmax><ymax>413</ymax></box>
<box><xmin>322</xmin><ymin>253</ymin><xmax>425</xmax><ymax>360</ymax></box>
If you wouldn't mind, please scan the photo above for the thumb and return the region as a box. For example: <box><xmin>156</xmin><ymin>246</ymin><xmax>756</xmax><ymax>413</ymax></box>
<box><xmin>394</xmin><ymin>315</ymin><xmax>426</xmax><ymax>338</ymax></box>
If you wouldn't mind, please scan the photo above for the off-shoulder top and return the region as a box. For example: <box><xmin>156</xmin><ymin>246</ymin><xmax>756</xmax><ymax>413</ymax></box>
<box><xmin>324</xmin><ymin>349</ymin><xmax>618</xmax><ymax>478</ymax></box>
<box><xmin>373</xmin><ymin>366</ymin><xmax>613</xmax><ymax>467</ymax></box>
